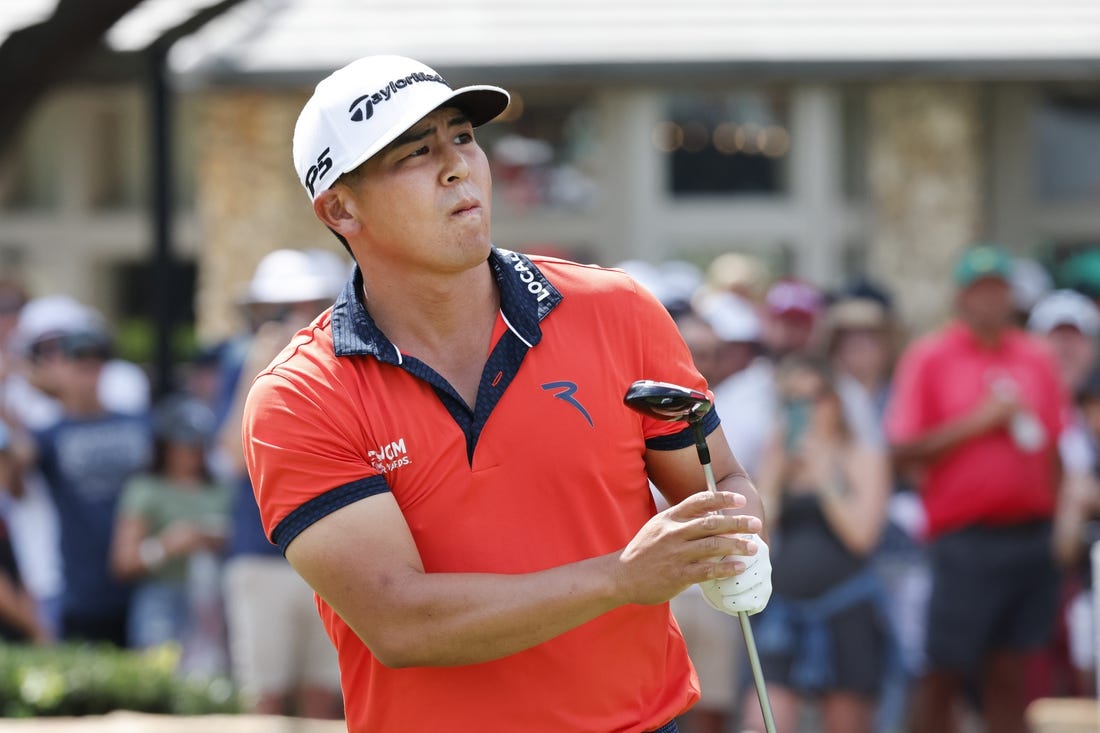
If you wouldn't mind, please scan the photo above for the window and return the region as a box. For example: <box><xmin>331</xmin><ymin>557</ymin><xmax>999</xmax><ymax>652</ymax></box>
<box><xmin>841</xmin><ymin>87</ymin><xmax>869</xmax><ymax>203</ymax></box>
<box><xmin>657</xmin><ymin>89</ymin><xmax>790</xmax><ymax>197</ymax></box>
<box><xmin>1034</xmin><ymin>86</ymin><xmax>1100</xmax><ymax>202</ymax></box>
<box><xmin>88</xmin><ymin>97</ymin><xmax>145</xmax><ymax>210</ymax></box>
<box><xmin>0</xmin><ymin>101</ymin><xmax>63</xmax><ymax>210</ymax></box>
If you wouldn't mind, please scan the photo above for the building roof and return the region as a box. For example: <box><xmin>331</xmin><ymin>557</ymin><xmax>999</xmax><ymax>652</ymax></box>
<box><xmin>168</xmin><ymin>0</ymin><xmax>1100</xmax><ymax>84</ymax></box>
<box><xmin>0</xmin><ymin>0</ymin><xmax>230</xmax><ymax>51</ymax></box>
<box><xmin>106</xmin><ymin>0</ymin><xmax>232</xmax><ymax>51</ymax></box>
<box><xmin>3</xmin><ymin>0</ymin><xmax>1100</xmax><ymax>85</ymax></box>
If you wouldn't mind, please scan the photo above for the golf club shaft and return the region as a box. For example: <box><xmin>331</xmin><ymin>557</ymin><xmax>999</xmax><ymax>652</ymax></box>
<box><xmin>701</xmin><ymin>462</ymin><xmax>719</xmax><ymax>494</ymax></box>
<box><xmin>740</xmin><ymin>612</ymin><xmax>777</xmax><ymax>733</ymax></box>
<box><xmin>691</xmin><ymin>421</ymin><xmax>777</xmax><ymax>733</ymax></box>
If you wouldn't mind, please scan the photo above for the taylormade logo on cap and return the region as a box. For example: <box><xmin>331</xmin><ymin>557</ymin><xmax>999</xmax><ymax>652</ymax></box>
<box><xmin>292</xmin><ymin>55</ymin><xmax>510</xmax><ymax>201</ymax></box>
<box><xmin>348</xmin><ymin>72</ymin><xmax>449</xmax><ymax>122</ymax></box>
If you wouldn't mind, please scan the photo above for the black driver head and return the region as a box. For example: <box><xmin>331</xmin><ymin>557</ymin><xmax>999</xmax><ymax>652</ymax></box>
<box><xmin>623</xmin><ymin>379</ymin><xmax>712</xmax><ymax>423</ymax></box>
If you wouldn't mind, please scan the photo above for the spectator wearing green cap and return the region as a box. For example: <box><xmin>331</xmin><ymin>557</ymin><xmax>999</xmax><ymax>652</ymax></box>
<box><xmin>1060</xmin><ymin>249</ymin><xmax>1100</xmax><ymax>301</ymax></box>
<box><xmin>886</xmin><ymin>243</ymin><xmax>1071</xmax><ymax>733</ymax></box>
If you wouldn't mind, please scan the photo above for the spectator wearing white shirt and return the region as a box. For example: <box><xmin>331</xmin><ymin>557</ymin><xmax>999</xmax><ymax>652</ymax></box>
<box><xmin>1028</xmin><ymin>289</ymin><xmax>1100</xmax><ymax>696</ymax></box>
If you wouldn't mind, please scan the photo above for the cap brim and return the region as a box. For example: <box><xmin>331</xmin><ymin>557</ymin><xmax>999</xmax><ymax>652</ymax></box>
<box><xmin>447</xmin><ymin>85</ymin><xmax>511</xmax><ymax>127</ymax></box>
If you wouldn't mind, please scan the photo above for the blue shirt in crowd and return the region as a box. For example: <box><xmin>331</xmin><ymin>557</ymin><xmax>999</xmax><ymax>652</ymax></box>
<box><xmin>34</xmin><ymin>412</ymin><xmax>152</xmax><ymax>617</ymax></box>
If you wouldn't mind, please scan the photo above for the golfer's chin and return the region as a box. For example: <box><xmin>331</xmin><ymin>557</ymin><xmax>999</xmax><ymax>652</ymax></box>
<box><xmin>457</xmin><ymin>225</ymin><xmax>494</xmax><ymax>259</ymax></box>
<box><xmin>439</xmin><ymin>234</ymin><xmax>494</xmax><ymax>273</ymax></box>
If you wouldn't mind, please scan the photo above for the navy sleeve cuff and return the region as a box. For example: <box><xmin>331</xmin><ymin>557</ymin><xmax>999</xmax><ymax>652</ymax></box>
<box><xmin>271</xmin><ymin>474</ymin><xmax>390</xmax><ymax>554</ymax></box>
<box><xmin>643</xmin><ymin>408</ymin><xmax>721</xmax><ymax>451</ymax></box>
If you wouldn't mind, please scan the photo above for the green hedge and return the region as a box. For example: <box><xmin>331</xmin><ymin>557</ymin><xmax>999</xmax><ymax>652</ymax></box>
<box><xmin>0</xmin><ymin>642</ymin><xmax>239</xmax><ymax>718</ymax></box>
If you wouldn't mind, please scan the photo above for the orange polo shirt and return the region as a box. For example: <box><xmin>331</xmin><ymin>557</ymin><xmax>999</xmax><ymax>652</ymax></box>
<box><xmin>243</xmin><ymin>248</ymin><xmax>717</xmax><ymax>733</ymax></box>
<box><xmin>885</xmin><ymin>321</ymin><xmax>1067</xmax><ymax>539</ymax></box>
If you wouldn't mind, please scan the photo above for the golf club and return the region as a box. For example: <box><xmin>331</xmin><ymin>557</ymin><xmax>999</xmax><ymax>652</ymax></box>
<box><xmin>624</xmin><ymin>379</ymin><xmax>777</xmax><ymax>733</ymax></box>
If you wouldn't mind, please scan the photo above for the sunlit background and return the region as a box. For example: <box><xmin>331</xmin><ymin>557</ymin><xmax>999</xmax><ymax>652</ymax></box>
<box><xmin>1</xmin><ymin>2</ymin><xmax>1100</xmax><ymax>729</ymax></box>
<box><xmin>1</xmin><ymin>0</ymin><xmax>1099</xmax><ymax>386</ymax></box>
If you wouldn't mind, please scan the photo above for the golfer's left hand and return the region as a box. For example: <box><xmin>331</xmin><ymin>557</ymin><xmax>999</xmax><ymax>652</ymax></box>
<box><xmin>699</xmin><ymin>534</ymin><xmax>772</xmax><ymax>616</ymax></box>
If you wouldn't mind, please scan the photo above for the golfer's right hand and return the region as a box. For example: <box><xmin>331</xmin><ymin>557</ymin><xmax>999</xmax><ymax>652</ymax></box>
<box><xmin>616</xmin><ymin>490</ymin><xmax>761</xmax><ymax>606</ymax></box>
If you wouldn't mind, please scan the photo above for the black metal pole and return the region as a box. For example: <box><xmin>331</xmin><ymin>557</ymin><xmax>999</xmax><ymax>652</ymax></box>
<box><xmin>148</xmin><ymin>41</ymin><xmax>175</xmax><ymax>399</ymax></box>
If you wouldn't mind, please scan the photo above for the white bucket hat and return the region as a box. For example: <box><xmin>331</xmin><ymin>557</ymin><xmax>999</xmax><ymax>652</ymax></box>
<box><xmin>1028</xmin><ymin>289</ymin><xmax>1100</xmax><ymax>337</ymax></box>
<box><xmin>292</xmin><ymin>55</ymin><xmax>510</xmax><ymax>201</ymax></box>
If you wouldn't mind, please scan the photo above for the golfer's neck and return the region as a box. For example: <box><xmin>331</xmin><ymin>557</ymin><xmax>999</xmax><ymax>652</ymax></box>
<box><xmin>362</xmin><ymin>262</ymin><xmax>498</xmax><ymax>348</ymax></box>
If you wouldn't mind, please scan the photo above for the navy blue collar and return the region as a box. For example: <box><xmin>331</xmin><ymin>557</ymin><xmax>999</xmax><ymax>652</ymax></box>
<box><xmin>330</xmin><ymin>247</ymin><xmax>562</xmax><ymax>361</ymax></box>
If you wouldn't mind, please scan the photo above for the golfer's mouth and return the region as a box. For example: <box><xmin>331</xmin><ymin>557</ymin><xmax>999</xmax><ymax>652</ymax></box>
<box><xmin>451</xmin><ymin>199</ymin><xmax>481</xmax><ymax>216</ymax></box>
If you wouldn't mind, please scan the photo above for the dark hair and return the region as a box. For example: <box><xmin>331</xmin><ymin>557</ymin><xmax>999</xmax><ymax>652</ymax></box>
<box><xmin>149</xmin><ymin>394</ymin><xmax>217</xmax><ymax>481</ymax></box>
<box><xmin>327</xmin><ymin>227</ymin><xmax>354</xmax><ymax>258</ymax></box>
<box><xmin>150</xmin><ymin>437</ymin><xmax>213</xmax><ymax>483</ymax></box>
<box><xmin>152</xmin><ymin>393</ymin><xmax>217</xmax><ymax>444</ymax></box>
<box><xmin>1079</xmin><ymin>367</ymin><xmax>1100</xmax><ymax>404</ymax></box>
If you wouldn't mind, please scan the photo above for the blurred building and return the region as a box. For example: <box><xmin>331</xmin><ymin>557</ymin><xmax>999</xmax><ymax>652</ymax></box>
<box><xmin>2</xmin><ymin>0</ymin><xmax>1100</xmax><ymax>340</ymax></box>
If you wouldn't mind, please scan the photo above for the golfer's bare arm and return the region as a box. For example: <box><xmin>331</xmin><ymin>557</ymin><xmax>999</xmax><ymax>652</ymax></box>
<box><xmin>284</xmin><ymin>425</ymin><xmax>762</xmax><ymax>669</ymax></box>
<box><xmin>647</xmin><ymin>423</ymin><xmax>767</xmax><ymax>539</ymax></box>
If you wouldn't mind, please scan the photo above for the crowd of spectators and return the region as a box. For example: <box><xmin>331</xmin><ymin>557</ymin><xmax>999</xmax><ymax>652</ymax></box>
<box><xmin>0</xmin><ymin>243</ymin><xmax>1097</xmax><ymax>732</ymax></box>
<box><xmin>0</xmin><ymin>247</ymin><xmax>349</xmax><ymax>719</ymax></box>
<box><xmin>627</xmin><ymin>245</ymin><xmax>1100</xmax><ymax>733</ymax></box>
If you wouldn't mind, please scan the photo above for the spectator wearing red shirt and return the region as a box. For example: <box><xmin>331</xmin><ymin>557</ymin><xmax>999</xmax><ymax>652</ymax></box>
<box><xmin>886</xmin><ymin>244</ymin><xmax>1068</xmax><ymax>733</ymax></box>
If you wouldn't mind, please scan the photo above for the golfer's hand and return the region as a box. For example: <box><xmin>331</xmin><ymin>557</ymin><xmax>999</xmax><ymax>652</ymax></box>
<box><xmin>699</xmin><ymin>534</ymin><xmax>772</xmax><ymax>616</ymax></box>
<box><xmin>616</xmin><ymin>491</ymin><xmax>761</xmax><ymax>606</ymax></box>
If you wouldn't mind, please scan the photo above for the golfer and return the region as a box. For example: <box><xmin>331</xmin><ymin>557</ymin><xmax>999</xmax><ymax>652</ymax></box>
<box><xmin>242</xmin><ymin>54</ymin><xmax>771</xmax><ymax>733</ymax></box>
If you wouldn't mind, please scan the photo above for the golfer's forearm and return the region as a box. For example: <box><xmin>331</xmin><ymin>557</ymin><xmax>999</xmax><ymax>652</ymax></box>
<box><xmin>345</xmin><ymin>553</ymin><xmax>628</xmax><ymax>668</ymax></box>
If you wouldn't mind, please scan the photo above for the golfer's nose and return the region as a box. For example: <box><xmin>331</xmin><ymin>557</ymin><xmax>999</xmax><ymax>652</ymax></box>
<box><xmin>441</xmin><ymin>143</ymin><xmax>470</xmax><ymax>184</ymax></box>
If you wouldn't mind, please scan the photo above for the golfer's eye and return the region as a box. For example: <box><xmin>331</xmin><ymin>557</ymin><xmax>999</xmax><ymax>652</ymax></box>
<box><xmin>455</xmin><ymin>131</ymin><xmax>474</xmax><ymax>145</ymax></box>
<box><xmin>407</xmin><ymin>145</ymin><xmax>430</xmax><ymax>158</ymax></box>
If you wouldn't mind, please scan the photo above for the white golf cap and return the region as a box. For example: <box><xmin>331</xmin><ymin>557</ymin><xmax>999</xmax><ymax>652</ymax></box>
<box><xmin>13</xmin><ymin>295</ymin><xmax>107</xmax><ymax>356</ymax></box>
<box><xmin>696</xmin><ymin>292</ymin><xmax>762</xmax><ymax>343</ymax></box>
<box><xmin>1027</xmin><ymin>289</ymin><xmax>1100</xmax><ymax>337</ymax></box>
<box><xmin>243</xmin><ymin>249</ymin><xmax>343</xmax><ymax>305</ymax></box>
<box><xmin>292</xmin><ymin>55</ymin><xmax>510</xmax><ymax>201</ymax></box>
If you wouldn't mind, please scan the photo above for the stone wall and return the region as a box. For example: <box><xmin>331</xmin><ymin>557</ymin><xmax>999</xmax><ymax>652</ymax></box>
<box><xmin>192</xmin><ymin>89</ymin><xmax>343</xmax><ymax>343</ymax></box>
<box><xmin>191</xmin><ymin>82</ymin><xmax>990</xmax><ymax>340</ymax></box>
<box><xmin>866</xmin><ymin>82</ymin><xmax>984</xmax><ymax>335</ymax></box>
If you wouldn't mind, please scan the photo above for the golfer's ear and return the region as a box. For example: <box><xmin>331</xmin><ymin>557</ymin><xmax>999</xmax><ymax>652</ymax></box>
<box><xmin>314</xmin><ymin>188</ymin><xmax>360</xmax><ymax>237</ymax></box>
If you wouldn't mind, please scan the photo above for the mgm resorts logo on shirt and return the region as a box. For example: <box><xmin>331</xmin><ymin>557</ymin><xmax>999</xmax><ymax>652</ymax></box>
<box><xmin>347</xmin><ymin>72</ymin><xmax>449</xmax><ymax>122</ymax></box>
<box><xmin>368</xmin><ymin>437</ymin><xmax>411</xmax><ymax>474</ymax></box>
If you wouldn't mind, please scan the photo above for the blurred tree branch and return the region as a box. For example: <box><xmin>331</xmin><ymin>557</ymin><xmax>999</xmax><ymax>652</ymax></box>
<box><xmin>0</xmin><ymin>0</ymin><xmax>145</xmax><ymax>153</ymax></box>
<box><xmin>0</xmin><ymin>0</ymin><xmax>248</xmax><ymax>161</ymax></box>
